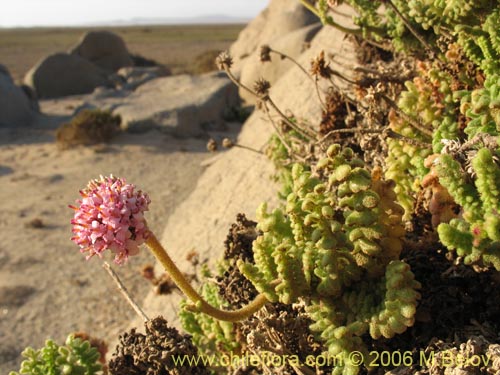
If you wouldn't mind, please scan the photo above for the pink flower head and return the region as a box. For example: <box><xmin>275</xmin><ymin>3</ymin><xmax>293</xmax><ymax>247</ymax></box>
<box><xmin>70</xmin><ymin>175</ymin><xmax>151</xmax><ymax>264</ymax></box>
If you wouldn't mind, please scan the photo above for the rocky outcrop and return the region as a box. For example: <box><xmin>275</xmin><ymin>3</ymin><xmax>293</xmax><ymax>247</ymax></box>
<box><xmin>229</xmin><ymin>0</ymin><xmax>317</xmax><ymax>67</ymax></box>
<box><xmin>115</xmin><ymin>72</ymin><xmax>239</xmax><ymax>135</ymax></box>
<box><xmin>238</xmin><ymin>22</ymin><xmax>322</xmax><ymax>104</ymax></box>
<box><xmin>0</xmin><ymin>64</ymin><xmax>37</xmax><ymax>127</ymax></box>
<box><xmin>70</xmin><ymin>31</ymin><xmax>133</xmax><ymax>72</ymax></box>
<box><xmin>22</xmin><ymin>31</ymin><xmax>159</xmax><ymax>99</ymax></box>
<box><xmin>66</xmin><ymin>71</ymin><xmax>239</xmax><ymax>136</ymax></box>
<box><xmin>23</xmin><ymin>53</ymin><xmax>110</xmax><ymax>99</ymax></box>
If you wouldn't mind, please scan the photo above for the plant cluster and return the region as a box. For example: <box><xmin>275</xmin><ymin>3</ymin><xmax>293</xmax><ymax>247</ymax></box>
<box><xmin>179</xmin><ymin>271</ymin><xmax>240</xmax><ymax>356</ymax></box>
<box><xmin>175</xmin><ymin>1</ymin><xmax>500</xmax><ymax>374</ymax></box>
<box><xmin>368</xmin><ymin>1</ymin><xmax>500</xmax><ymax>269</ymax></box>
<box><xmin>291</xmin><ymin>0</ymin><xmax>500</xmax><ymax>270</ymax></box>
<box><xmin>55</xmin><ymin>109</ymin><xmax>121</xmax><ymax>150</ymax></box>
<box><xmin>9</xmin><ymin>335</ymin><xmax>102</xmax><ymax>375</ymax></box>
<box><xmin>240</xmin><ymin>145</ymin><xmax>420</xmax><ymax>375</ymax></box>
<box><xmin>175</xmin><ymin>1</ymin><xmax>500</xmax><ymax>373</ymax></box>
<box><xmin>180</xmin><ymin>146</ymin><xmax>421</xmax><ymax>375</ymax></box>
<box><xmin>179</xmin><ymin>214</ymin><xmax>258</xmax><ymax>359</ymax></box>
<box><xmin>108</xmin><ymin>316</ymin><xmax>210</xmax><ymax>375</ymax></box>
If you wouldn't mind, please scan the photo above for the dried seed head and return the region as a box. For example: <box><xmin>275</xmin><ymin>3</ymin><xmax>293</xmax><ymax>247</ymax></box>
<box><xmin>185</xmin><ymin>250</ymin><xmax>199</xmax><ymax>266</ymax></box>
<box><xmin>222</xmin><ymin>138</ymin><xmax>234</xmax><ymax>148</ymax></box>
<box><xmin>279</xmin><ymin>119</ymin><xmax>291</xmax><ymax>133</ymax></box>
<box><xmin>141</xmin><ymin>264</ymin><xmax>156</xmax><ymax>281</ymax></box>
<box><xmin>260</xmin><ymin>45</ymin><xmax>272</xmax><ymax>62</ymax></box>
<box><xmin>215</xmin><ymin>51</ymin><xmax>233</xmax><ymax>70</ymax></box>
<box><xmin>253</xmin><ymin>78</ymin><xmax>271</xmax><ymax>97</ymax></box>
<box><xmin>206</xmin><ymin>138</ymin><xmax>218</xmax><ymax>152</ymax></box>
<box><xmin>310</xmin><ymin>51</ymin><xmax>333</xmax><ymax>79</ymax></box>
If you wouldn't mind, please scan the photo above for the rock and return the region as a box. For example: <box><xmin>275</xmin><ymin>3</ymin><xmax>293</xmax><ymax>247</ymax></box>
<box><xmin>268</xmin><ymin>10</ymin><xmax>358</xmax><ymax>124</ymax></box>
<box><xmin>230</xmin><ymin>0</ymin><xmax>317</xmax><ymax>68</ymax></box>
<box><xmin>0</xmin><ymin>166</ymin><xmax>14</xmax><ymax>176</ymax></box>
<box><xmin>111</xmin><ymin>72</ymin><xmax>239</xmax><ymax>135</ymax></box>
<box><xmin>0</xmin><ymin>64</ymin><xmax>10</xmax><ymax>76</ymax></box>
<box><xmin>40</xmin><ymin>71</ymin><xmax>239</xmax><ymax>135</ymax></box>
<box><xmin>130</xmin><ymin>53</ymin><xmax>169</xmax><ymax>70</ymax></box>
<box><xmin>0</xmin><ymin>65</ymin><xmax>37</xmax><ymax>127</ymax></box>
<box><xmin>70</xmin><ymin>30</ymin><xmax>133</xmax><ymax>72</ymax></box>
<box><xmin>111</xmin><ymin>66</ymin><xmax>171</xmax><ymax>91</ymax></box>
<box><xmin>24</xmin><ymin>53</ymin><xmax>110</xmax><ymax>99</ymax></box>
<box><xmin>20</xmin><ymin>84</ymin><xmax>40</xmax><ymax>112</ymax></box>
<box><xmin>238</xmin><ymin>22</ymin><xmax>322</xmax><ymax>104</ymax></box>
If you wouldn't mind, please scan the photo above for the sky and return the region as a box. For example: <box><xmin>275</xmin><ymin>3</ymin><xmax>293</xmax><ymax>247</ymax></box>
<box><xmin>0</xmin><ymin>0</ymin><xmax>269</xmax><ymax>27</ymax></box>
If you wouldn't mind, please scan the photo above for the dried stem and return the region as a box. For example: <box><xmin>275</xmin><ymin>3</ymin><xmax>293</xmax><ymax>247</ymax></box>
<box><xmin>387</xmin><ymin>129</ymin><xmax>433</xmax><ymax>149</ymax></box>
<box><xmin>221</xmin><ymin>63</ymin><xmax>315</xmax><ymax>141</ymax></box>
<box><xmin>299</xmin><ymin>0</ymin><xmax>364</xmax><ymax>35</ymax></box>
<box><xmin>266</xmin><ymin>96</ymin><xmax>317</xmax><ymax>141</ymax></box>
<box><xmin>315</xmin><ymin>77</ymin><xmax>327</xmax><ymax>111</ymax></box>
<box><xmin>316</xmin><ymin>127</ymin><xmax>432</xmax><ymax>149</ymax></box>
<box><xmin>328</xmin><ymin>78</ymin><xmax>364</xmax><ymax>110</ymax></box>
<box><xmin>223</xmin><ymin>65</ymin><xmax>257</xmax><ymax>100</ymax></box>
<box><xmin>317</xmin><ymin>127</ymin><xmax>383</xmax><ymax>143</ymax></box>
<box><xmin>233</xmin><ymin>143</ymin><xmax>264</xmax><ymax>155</ymax></box>
<box><xmin>329</xmin><ymin>68</ymin><xmax>358</xmax><ymax>85</ymax></box>
<box><xmin>268</xmin><ymin>48</ymin><xmax>314</xmax><ymax>83</ymax></box>
<box><xmin>103</xmin><ymin>261</ymin><xmax>149</xmax><ymax>322</ymax></box>
<box><xmin>385</xmin><ymin>0</ymin><xmax>439</xmax><ymax>56</ymax></box>
<box><xmin>261</xmin><ymin>103</ymin><xmax>294</xmax><ymax>155</ymax></box>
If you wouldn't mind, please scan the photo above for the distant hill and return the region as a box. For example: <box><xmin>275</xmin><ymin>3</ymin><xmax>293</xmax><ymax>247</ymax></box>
<box><xmin>87</xmin><ymin>14</ymin><xmax>250</xmax><ymax>26</ymax></box>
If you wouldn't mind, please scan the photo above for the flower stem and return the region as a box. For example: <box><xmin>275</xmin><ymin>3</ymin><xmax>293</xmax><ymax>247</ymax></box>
<box><xmin>145</xmin><ymin>232</ymin><xmax>269</xmax><ymax>322</ymax></box>
<box><xmin>299</xmin><ymin>0</ymin><xmax>364</xmax><ymax>36</ymax></box>
<box><xmin>103</xmin><ymin>262</ymin><xmax>150</xmax><ymax>322</ymax></box>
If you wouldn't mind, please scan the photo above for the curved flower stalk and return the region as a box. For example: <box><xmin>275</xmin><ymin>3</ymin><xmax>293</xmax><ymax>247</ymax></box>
<box><xmin>70</xmin><ymin>175</ymin><xmax>269</xmax><ymax>322</ymax></box>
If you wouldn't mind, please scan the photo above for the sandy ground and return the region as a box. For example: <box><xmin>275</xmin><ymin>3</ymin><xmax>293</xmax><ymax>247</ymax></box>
<box><xmin>0</xmin><ymin>100</ymin><xmax>226</xmax><ymax>372</ymax></box>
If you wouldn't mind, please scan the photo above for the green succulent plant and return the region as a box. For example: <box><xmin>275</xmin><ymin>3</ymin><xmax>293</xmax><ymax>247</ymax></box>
<box><xmin>436</xmin><ymin>147</ymin><xmax>500</xmax><ymax>270</ymax></box>
<box><xmin>330</xmin><ymin>0</ymin><xmax>500</xmax><ymax>270</ymax></box>
<box><xmin>237</xmin><ymin>145</ymin><xmax>420</xmax><ymax>375</ymax></box>
<box><xmin>9</xmin><ymin>335</ymin><xmax>102</xmax><ymax>375</ymax></box>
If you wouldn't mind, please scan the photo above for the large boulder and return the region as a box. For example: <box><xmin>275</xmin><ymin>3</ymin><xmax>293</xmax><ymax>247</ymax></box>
<box><xmin>114</xmin><ymin>72</ymin><xmax>239</xmax><ymax>135</ymax></box>
<box><xmin>24</xmin><ymin>53</ymin><xmax>110</xmax><ymax>99</ymax></box>
<box><xmin>0</xmin><ymin>64</ymin><xmax>37</xmax><ymax>127</ymax></box>
<box><xmin>70</xmin><ymin>31</ymin><xmax>133</xmax><ymax>72</ymax></box>
<box><xmin>238</xmin><ymin>22</ymin><xmax>322</xmax><ymax>104</ymax></box>
<box><xmin>230</xmin><ymin>0</ymin><xmax>317</xmax><ymax>68</ymax></box>
<box><xmin>70</xmin><ymin>71</ymin><xmax>239</xmax><ymax>136</ymax></box>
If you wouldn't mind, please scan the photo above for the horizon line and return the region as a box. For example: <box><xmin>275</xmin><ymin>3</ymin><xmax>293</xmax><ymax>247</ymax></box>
<box><xmin>0</xmin><ymin>14</ymin><xmax>253</xmax><ymax>29</ymax></box>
